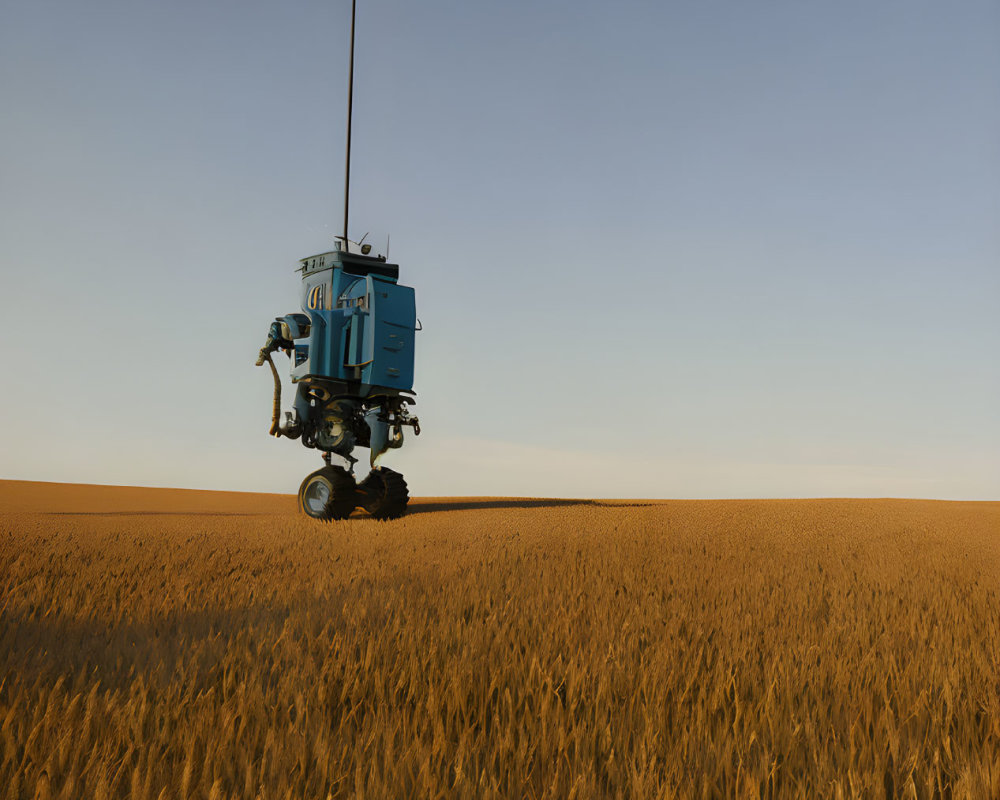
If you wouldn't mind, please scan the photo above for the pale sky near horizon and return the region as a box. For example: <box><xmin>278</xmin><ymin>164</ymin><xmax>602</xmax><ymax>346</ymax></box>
<box><xmin>1</xmin><ymin>0</ymin><xmax>998</xmax><ymax>499</ymax></box>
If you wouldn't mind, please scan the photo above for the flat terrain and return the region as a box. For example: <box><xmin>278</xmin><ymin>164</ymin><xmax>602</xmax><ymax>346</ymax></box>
<box><xmin>1</xmin><ymin>481</ymin><xmax>998</xmax><ymax>799</ymax></box>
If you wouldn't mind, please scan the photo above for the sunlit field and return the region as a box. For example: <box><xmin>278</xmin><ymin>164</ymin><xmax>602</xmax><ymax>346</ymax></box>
<box><xmin>1</xmin><ymin>481</ymin><xmax>998</xmax><ymax>799</ymax></box>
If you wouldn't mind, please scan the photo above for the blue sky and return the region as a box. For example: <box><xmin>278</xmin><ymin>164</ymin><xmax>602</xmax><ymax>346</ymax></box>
<box><xmin>1</xmin><ymin>0</ymin><xmax>997</xmax><ymax>498</ymax></box>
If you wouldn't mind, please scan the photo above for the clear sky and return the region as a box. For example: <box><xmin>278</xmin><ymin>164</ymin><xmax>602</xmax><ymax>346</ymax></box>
<box><xmin>1</xmin><ymin>0</ymin><xmax>998</xmax><ymax>499</ymax></box>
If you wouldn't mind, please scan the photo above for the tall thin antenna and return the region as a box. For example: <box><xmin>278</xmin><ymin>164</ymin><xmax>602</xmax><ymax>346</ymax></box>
<box><xmin>342</xmin><ymin>0</ymin><xmax>357</xmax><ymax>248</ymax></box>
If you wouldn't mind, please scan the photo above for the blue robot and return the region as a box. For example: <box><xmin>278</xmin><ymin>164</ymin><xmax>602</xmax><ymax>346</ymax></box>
<box><xmin>256</xmin><ymin>239</ymin><xmax>420</xmax><ymax>519</ymax></box>
<box><xmin>256</xmin><ymin>0</ymin><xmax>420</xmax><ymax>520</ymax></box>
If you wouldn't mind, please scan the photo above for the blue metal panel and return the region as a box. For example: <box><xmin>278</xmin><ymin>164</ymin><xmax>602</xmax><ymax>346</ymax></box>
<box><xmin>343</xmin><ymin>311</ymin><xmax>368</xmax><ymax>375</ymax></box>
<box><xmin>361</xmin><ymin>276</ymin><xmax>416</xmax><ymax>391</ymax></box>
<box><xmin>299</xmin><ymin>309</ymin><xmax>342</xmax><ymax>380</ymax></box>
<box><xmin>294</xmin><ymin>267</ymin><xmax>347</xmax><ymax>382</ymax></box>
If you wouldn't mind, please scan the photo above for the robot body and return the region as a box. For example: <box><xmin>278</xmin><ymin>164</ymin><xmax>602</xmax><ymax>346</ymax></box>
<box><xmin>257</xmin><ymin>239</ymin><xmax>419</xmax><ymax>519</ymax></box>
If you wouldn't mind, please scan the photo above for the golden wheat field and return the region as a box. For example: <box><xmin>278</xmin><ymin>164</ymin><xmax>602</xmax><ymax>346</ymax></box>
<box><xmin>1</xmin><ymin>480</ymin><xmax>999</xmax><ymax>799</ymax></box>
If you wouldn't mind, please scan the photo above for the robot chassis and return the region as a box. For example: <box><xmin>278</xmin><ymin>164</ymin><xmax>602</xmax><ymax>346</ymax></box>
<box><xmin>256</xmin><ymin>241</ymin><xmax>420</xmax><ymax>520</ymax></box>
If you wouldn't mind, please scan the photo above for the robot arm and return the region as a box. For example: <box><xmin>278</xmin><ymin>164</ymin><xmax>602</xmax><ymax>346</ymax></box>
<box><xmin>255</xmin><ymin>321</ymin><xmax>287</xmax><ymax>367</ymax></box>
<box><xmin>255</xmin><ymin>314</ymin><xmax>311</xmax><ymax>366</ymax></box>
<box><xmin>255</xmin><ymin>314</ymin><xmax>313</xmax><ymax>437</ymax></box>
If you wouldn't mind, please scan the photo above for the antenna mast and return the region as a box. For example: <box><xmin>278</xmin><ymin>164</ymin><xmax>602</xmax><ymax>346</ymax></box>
<box><xmin>342</xmin><ymin>0</ymin><xmax>357</xmax><ymax>248</ymax></box>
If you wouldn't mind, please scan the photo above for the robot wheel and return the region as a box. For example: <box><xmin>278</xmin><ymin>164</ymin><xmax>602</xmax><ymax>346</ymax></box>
<box><xmin>358</xmin><ymin>467</ymin><xmax>409</xmax><ymax>520</ymax></box>
<box><xmin>297</xmin><ymin>466</ymin><xmax>357</xmax><ymax>521</ymax></box>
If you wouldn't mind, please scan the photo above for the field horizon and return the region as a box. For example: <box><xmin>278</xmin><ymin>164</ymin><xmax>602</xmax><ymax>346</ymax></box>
<box><xmin>2</xmin><ymin>480</ymin><xmax>998</xmax><ymax>798</ymax></box>
<box><xmin>3</xmin><ymin>478</ymin><xmax>995</xmax><ymax>513</ymax></box>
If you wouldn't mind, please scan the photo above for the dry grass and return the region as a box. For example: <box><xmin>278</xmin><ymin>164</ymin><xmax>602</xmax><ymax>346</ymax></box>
<box><xmin>1</xmin><ymin>481</ymin><xmax>999</xmax><ymax>799</ymax></box>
